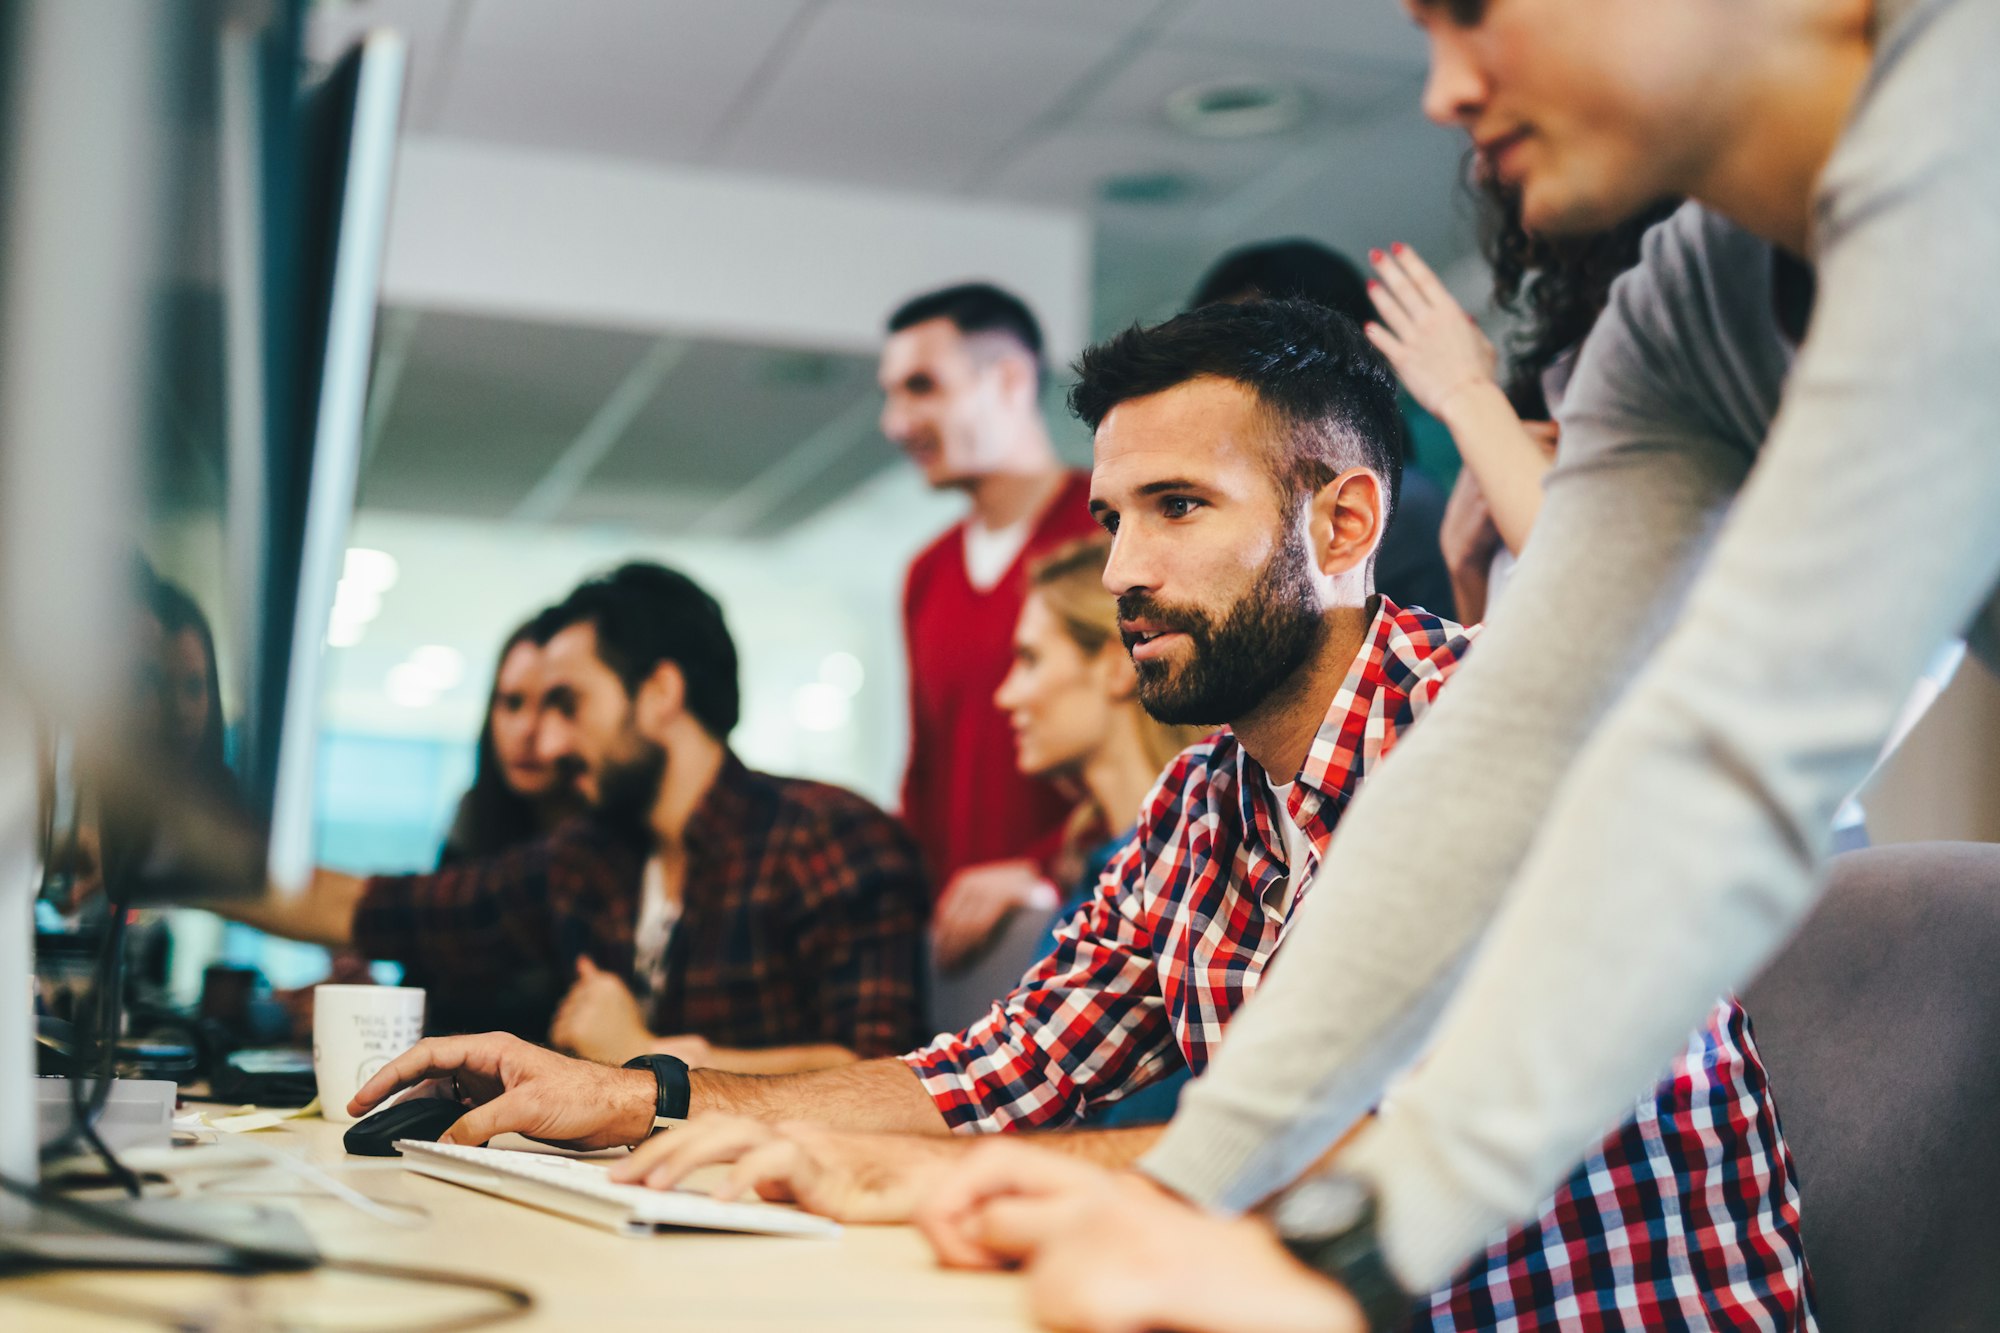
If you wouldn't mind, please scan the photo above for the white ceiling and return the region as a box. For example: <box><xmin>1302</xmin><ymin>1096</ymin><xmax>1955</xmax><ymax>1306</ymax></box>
<box><xmin>310</xmin><ymin>0</ymin><xmax>1473</xmax><ymax>535</ymax></box>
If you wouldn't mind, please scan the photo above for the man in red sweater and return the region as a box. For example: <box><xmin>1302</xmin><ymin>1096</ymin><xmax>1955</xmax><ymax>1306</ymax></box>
<box><xmin>879</xmin><ymin>284</ymin><xmax>1099</xmax><ymax>970</ymax></box>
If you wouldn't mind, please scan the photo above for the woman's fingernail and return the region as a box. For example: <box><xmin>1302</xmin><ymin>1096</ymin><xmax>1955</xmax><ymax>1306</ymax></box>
<box><xmin>1369</xmin><ymin>248</ymin><xmax>1385</xmax><ymax>264</ymax></box>
<box><xmin>1392</xmin><ymin>241</ymin><xmax>1407</xmax><ymax>254</ymax></box>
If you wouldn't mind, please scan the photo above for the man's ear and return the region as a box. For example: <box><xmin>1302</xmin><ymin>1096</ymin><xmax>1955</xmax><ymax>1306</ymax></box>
<box><xmin>1307</xmin><ymin>467</ymin><xmax>1385</xmax><ymax>579</ymax></box>
<box><xmin>632</xmin><ymin>660</ymin><xmax>687</xmax><ymax>737</ymax></box>
<box><xmin>991</xmin><ymin>347</ymin><xmax>1041</xmax><ymax>412</ymax></box>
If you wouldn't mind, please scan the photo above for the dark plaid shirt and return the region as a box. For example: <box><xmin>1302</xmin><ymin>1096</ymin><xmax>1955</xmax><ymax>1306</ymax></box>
<box><xmin>353</xmin><ymin>754</ymin><xmax>931</xmax><ymax>1057</ymax></box>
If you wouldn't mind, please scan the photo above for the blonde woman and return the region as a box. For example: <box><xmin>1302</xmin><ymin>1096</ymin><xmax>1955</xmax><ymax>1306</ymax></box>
<box><xmin>935</xmin><ymin>536</ymin><xmax>1209</xmax><ymax>974</ymax></box>
<box><xmin>954</xmin><ymin>537</ymin><xmax>1209</xmax><ymax>1126</ymax></box>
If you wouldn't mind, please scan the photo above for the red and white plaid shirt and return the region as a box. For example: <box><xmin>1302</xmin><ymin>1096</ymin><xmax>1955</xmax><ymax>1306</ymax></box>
<box><xmin>906</xmin><ymin>598</ymin><xmax>1812</xmax><ymax>1329</ymax></box>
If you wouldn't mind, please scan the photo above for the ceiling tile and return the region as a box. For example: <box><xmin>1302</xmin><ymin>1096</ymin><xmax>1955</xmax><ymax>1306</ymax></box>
<box><xmin>1201</xmin><ymin>113</ymin><xmax>1474</xmax><ymax>277</ymax></box>
<box><xmin>585</xmin><ymin>339</ymin><xmax>877</xmax><ymax>500</ymax></box>
<box><xmin>1073</xmin><ymin>38</ymin><xmax>1412</xmax><ymax>131</ymax></box>
<box><xmin>360</xmin><ymin>309</ymin><xmax>657</xmax><ymax>517</ymax></box>
<box><xmin>1168</xmin><ymin>0</ymin><xmax>1429</xmax><ymax>70</ymax></box>
<box><xmin>744</xmin><ymin>433</ymin><xmax>898</xmax><ymax>538</ymax></box>
<box><xmin>851</xmin><ymin>0</ymin><xmax>1166</xmax><ymax>37</ymax></box>
<box><xmin>363</xmin><ymin>319</ymin><xmax>906</xmax><ymax>535</ymax></box>
<box><xmin>713</xmin><ymin>4</ymin><xmax>1126</xmax><ymax>190</ymax></box>
<box><xmin>430</xmin><ymin>0</ymin><xmax>810</xmax><ymax>163</ymax></box>
<box><xmin>985</xmin><ymin>125</ymin><xmax>1286</xmax><ymax>215</ymax></box>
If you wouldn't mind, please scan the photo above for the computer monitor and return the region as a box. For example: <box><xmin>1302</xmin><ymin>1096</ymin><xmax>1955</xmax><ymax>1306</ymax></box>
<box><xmin>0</xmin><ymin>1</ymin><xmax>405</xmax><ymax>1200</ymax></box>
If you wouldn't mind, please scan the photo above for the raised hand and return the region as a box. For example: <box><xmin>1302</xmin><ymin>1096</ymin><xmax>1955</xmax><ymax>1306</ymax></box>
<box><xmin>1364</xmin><ymin>242</ymin><xmax>1500</xmax><ymax>422</ymax></box>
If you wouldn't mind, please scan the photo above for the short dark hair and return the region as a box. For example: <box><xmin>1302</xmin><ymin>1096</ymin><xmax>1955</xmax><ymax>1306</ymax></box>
<box><xmin>887</xmin><ymin>281</ymin><xmax>1047</xmax><ymax>388</ymax></box>
<box><xmin>1070</xmin><ymin>299</ymin><xmax>1406</xmax><ymax>525</ymax></box>
<box><xmin>547</xmin><ymin>563</ymin><xmax>740</xmax><ymax>739</ymax></box>
<box><xmin>1189</xmin><ymin>239</ymin><xmax>1374</xmax><ymax>328</ymax></box>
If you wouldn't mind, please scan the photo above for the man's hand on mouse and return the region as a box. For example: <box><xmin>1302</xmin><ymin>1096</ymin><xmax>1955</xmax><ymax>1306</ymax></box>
<box><xmin>348</xmin><ymin>1032</ymin><xmax>657</xmax><ymax>1152</ymax></box>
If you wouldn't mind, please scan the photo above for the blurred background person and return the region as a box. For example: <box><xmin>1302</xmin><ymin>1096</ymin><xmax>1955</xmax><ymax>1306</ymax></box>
<box><xmin>1190</xmin><ymin>240</ymin><xmax>1455</xmax><ymax>621</ymax></box>
<box><xmin>438</xmin><ymin>606</ymin><xmax>584</xmax><ymax>866</ymax></box>
<box><xmin>1363</xmin><ymin>189</ymin><xmax>1679</xmax><ymax>623</ymax></box>
<box><xmin>146</xmin><ymin>575</ymin><xmax>234</xmax><ymax>798</ymax></box>
<box><xmin>223</xmin><ymin>562</ymin><xmax>933</xmax><ymax>1063</ymax></box>
<box><xmin>931</xmin><ymin>536</ymin><xmax>1203</xmax><ymax>973</ymax></box>
<box><xmin>283</xmin><ymin>606</ymin><xmax>589</xmax><ymax>1033</ymax></box>
<box><xmin>881</xmin><ymin>283</ymin><xmax>1099</xmax><ymax>965</ymax></box>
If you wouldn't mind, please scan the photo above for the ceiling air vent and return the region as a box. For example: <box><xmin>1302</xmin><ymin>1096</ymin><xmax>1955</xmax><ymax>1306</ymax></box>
<box><xmin>1164</xmin><ymin>79</ymin><xmax>1308</xmax><ymax>139</ymax></box>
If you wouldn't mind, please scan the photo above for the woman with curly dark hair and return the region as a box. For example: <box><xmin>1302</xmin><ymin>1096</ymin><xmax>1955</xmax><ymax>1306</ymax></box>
<box><xmin>1361</xmin><ymin>182</ymin><xmax>1677</xmax><ymax>621</ymax></box>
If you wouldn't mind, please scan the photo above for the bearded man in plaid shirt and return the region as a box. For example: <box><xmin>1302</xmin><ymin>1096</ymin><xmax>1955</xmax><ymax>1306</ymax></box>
<box><xmin>350</xmin><ymin>301</ymin><xmax>1812</xmax><ymax>1330</ymax></box>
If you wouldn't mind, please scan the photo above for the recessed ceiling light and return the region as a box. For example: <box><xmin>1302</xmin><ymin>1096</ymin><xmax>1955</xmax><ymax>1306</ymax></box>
<box><xmin>1164</xmin><ymin>79</ymin><xmax>1309</xmax><ymax>139</ymax></box>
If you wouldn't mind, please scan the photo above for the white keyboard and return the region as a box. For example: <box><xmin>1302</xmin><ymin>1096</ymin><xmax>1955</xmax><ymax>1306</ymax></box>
<box><xmin>394</xmin><ymin>1140</ymin><xmax>841</xmax><ymax>1239</ymax></box>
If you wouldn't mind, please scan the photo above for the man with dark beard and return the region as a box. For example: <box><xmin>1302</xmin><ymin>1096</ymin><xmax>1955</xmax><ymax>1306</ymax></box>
<box><xmin>222</xmin><ymin>563</ymin><xmax>931</xmax><ymax>1071</ymax></box>
<box><xmin>349</xmin><ymin>309</ymin><xmax>1808</xmax><ymax>1321</ymax></box>
<box><xmin>341</xmin><ymin>302</ymin><xmax>1464</xmax><ymax>1191</ymax></box>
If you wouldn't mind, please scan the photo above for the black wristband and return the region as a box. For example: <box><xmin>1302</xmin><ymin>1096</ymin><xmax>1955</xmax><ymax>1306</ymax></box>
<box><xmin>622</xmin><ymin>1053</ymin><xmax>691</xmax><ymax>1124</ymax></box>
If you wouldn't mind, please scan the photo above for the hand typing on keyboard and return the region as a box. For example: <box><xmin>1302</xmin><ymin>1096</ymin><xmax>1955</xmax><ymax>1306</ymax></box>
<box><xmin>349</xmin><ymin>1032</ymin><xmax>659</xmax><ymax>1152</ymax></box>
<box><xmin>604</xmin><ymin>1113</ymin><xmax>968</xmax><ymax>1223</ymax></box>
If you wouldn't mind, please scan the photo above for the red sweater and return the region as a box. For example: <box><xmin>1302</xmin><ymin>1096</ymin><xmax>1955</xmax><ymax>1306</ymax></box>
<box><xmin>901</xmin><ymin>471</ymin><xmax>1099</xmax><ymax>891</ymax></box>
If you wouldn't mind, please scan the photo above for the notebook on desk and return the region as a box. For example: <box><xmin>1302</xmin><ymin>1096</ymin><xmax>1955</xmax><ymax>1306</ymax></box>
<box><xmin>395</xmin><ymin>1140</ymin><xmax>841</xmax><ymax>1239</ymax></box>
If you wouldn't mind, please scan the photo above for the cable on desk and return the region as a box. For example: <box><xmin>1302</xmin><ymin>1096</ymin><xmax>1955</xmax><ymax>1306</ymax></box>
<box><xmin>194</xmin><ymin>1145</ymin><xmax>434</xmax><ymax>1228</ymax></box>
<box><xmin>0</xmin><ymin>1171</ymin><xmax>535</xmax><ymax>1331</ymax></box>
<box><xmin>42</xmin><ymin>884</ymin><xmax>145</xmax><ymax>1198</ymax></box>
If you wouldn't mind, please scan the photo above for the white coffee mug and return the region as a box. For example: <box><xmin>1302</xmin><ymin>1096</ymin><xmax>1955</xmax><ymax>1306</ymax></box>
<box><xmin>312</xmin><ymin>984</ymin><xmax>426</xmax><ymax>1124</ymax></box>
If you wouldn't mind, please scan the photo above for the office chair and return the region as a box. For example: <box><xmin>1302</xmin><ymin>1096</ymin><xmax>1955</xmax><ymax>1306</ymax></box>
<box><xmin>1744</xmin><ymin>840</ymin><xmax>2000</xmax><ymax>1330</ymax></box>
<box><xmin>926</xmin><ymin>904</ymin><xmax>1063</xmax><ymax>1037</ymax></box>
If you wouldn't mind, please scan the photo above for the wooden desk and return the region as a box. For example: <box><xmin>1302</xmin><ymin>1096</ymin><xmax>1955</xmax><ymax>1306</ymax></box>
<box><xmin>1</xmin><ymin>1113</ymin><xmax>1038</xmax><ymax>1330</ymax></box>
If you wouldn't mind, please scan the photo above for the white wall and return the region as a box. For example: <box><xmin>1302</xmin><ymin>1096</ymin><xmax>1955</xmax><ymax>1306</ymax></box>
<box><xmin>321</xmin><ymin>464</ymin><xmax>968</xmax><ymax>810</ymax></box>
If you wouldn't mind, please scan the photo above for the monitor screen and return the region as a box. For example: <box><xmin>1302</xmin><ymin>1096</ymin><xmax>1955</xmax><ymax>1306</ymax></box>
<box><xmin>5</xmin><ymin>10</ymin><xmax>405</xmax><ymax>910</ymax></box>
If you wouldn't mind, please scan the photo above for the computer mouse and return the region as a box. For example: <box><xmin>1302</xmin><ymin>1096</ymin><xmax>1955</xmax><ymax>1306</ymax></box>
<box><xmin>342</xmin><ymin>1096</ymin><xmax>474</xmax><ymax>1157</ymax></box>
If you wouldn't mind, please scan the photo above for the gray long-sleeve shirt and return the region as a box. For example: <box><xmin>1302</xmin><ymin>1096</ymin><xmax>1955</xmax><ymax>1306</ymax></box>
<box><xmin>1140</xmin><ymin>0</ymin><xmax>2000</xmax><ymax>1289</ymax></box>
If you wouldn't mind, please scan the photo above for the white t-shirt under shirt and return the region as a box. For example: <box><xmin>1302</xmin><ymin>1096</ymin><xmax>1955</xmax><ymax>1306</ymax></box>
<box><xmin>1263</xmin><ymin>776</ymin><xmax>1314</xmax><ymax>920</ymax></box>
<box><xmin>632</xmin><ymin>856</ymin><xmax>680</xmax><ymax>1004</ymax></box>
<box><xmin>962</xmin><ymin>515</ymin><xmax>1035</xmax><ymax>593</ymax></box>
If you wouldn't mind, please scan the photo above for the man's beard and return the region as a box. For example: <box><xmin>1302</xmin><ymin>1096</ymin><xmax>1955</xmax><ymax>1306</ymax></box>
<box><xmin>1119</xmin><ymin>524</ymin><xmax>1324</xmax><ymax>727</ymax></box>
<box><xmin>592</xmin><ymin>728</ymin><xmax>667</xmax><ymax>839</ymax></box>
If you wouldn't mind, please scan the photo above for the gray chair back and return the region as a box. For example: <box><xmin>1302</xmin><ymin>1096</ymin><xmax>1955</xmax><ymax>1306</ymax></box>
<box><xmin>927</xmin><ymin>904</ymin><xmax>1062</xmax><ymax>1036</ymax></box>
<box><xmin>1744</xmin><ymin>841</ymin><xmax>2000</xmax><ymax>1331</ymax></box>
